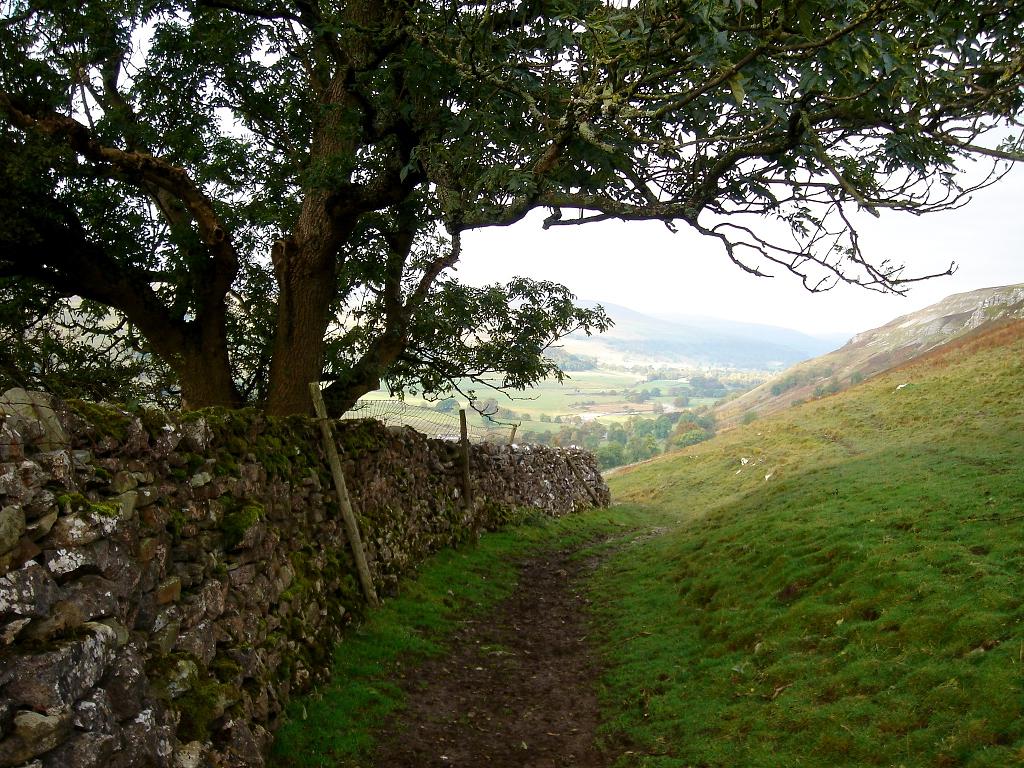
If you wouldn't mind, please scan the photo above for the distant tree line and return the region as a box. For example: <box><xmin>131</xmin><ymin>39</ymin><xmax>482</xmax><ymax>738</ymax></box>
<box><xmin>518</xmin><ymin>408</ymin><xmax>718</xmax><ymax>470</ymax></box>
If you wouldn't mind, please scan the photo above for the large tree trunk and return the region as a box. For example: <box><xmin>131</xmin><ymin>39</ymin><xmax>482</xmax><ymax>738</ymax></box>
<box><xmin>263</xmin><ymin>1</ymin><xmax>407</xmax><ymax>417</ymax></box>
<box><xmin>174</xmin><ymin>313</ymin><xmax>242</xmax><ymax>410</ymax></box>
<box><xmin>178</xmin><ymin>349</ymin><xmax>241</xmax><ymax>409</ymax></box>
<box><xmin>265</xmin><ymin>223</ymin><xmax>339</xmax><ymax>417</ymax></box>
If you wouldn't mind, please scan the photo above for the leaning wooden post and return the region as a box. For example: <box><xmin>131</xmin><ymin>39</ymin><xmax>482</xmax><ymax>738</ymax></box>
<box><xmin>508</xmin><ymin>423</ymin><xmax>518</xmax><ymax>446</ymax></box>
<box><xmin>309</xmin><ymin>383</ymin><xmax>379</xmax><ymax>607</ymax></box>
<box><xmin>566</xmin><ymin>453</ymin><xmax>602</xmax><ymax>507</ymax></box>
<box><xmin>459</xmin><ymin>409</ymin><xmax>473</xmax><ymax>509</ymax></box>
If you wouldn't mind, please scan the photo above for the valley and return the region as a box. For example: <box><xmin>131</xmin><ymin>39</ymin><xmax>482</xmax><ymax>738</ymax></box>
<box><xmin>275</xmin><ymin>294</ymin><xmax>1024</xmax><ymax>768</ymax></box>
<box><xmin>358</xmin><ymin>284</ymin><xmax>1024</xmax><ymax>471</ymax></box>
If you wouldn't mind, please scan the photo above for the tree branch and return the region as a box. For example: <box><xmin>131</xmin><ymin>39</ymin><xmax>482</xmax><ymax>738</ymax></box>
<box><xmin>0</xmin><ymin>92</ymin><xmax>239</xmax><ymax>280</ymax></box>
<box><xmin>0</xmin><ymin>203</ymin><xmax>192</xmax><ymax>362</ymax></box>
<box><xmin>933</xmin><ymin>132</ymin><xmax>1024</xmax><ymax>163</ymax></box>
<box><xmin>197</xmin><ymin>0</ymin><xmax>301</xmax><ymax>23</ymax></box>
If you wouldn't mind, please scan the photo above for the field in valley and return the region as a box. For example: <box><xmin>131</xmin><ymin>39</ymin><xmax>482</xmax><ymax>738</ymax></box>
<box><xmin>357</xmin><ymin>367</ymin><xmax>746</xmax><ymax>442</ymax></box>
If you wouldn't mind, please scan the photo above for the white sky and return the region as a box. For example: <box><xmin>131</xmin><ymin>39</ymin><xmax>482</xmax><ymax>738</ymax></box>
<box><xmin>457</xmin><ymin>165</ymin><xmax>1024</xmax><ymax>337</ymax></box>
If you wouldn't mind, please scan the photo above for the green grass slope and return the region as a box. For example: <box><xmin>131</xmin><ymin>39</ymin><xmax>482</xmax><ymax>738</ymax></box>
<box><xmin>598</xmin><ymin>321</ymin><xmax>1024</xmax><ymax>767</ymax></box>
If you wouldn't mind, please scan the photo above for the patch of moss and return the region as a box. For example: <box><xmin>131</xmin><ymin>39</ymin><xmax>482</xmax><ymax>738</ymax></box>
<box><xmin>222</xmin><ymin>502</ymin><xmax>264</xmax><ymax>549</ymax></box>
<box><xmin>182</xmin><ymin>453</ymin><xmax>206</xmax><ymax>474</ymax></box>
<box><xmin>66</xmin><ymin>399</ymin><xmax>133</xmax><ymax>442</ymax></box>
<box><xmin>213</xmin><ymin>453</ymin><xmax>240</xmax><ymax>477</ymax></box>
<box><xmin>147</xmin><ymin>652</ymin><xmax>237</xmax><ymax>743</ymax></box>
<box><xmin>176</xmin><ymin>675</ymin><xmax>236</xmax><ymax>743</ymax></box>
<box><xmin>173</xmin><ymin>405</ymin><xmax>325</xmax><ymax>482</ymax></box>
<box><xmin>88</xmin><ymin>500</ymin><xmax>120</xmax><ymax>518</ymax></box>
<box><xmin>280</xmin><ymin>579</ymin><xmax>309</xmax><ymax>603</ymax></box>
<box><xmin>261</xmin><ymin>451</ymin><xmax>292</xmax><ymax>478</ymax></box>
<box><xmin>224</xmin><ymin>435</ymin><xmax>249</xmax><ymax>455</ymax></box>
<box><xmin>210</xmin><ymin>656</ymin><xmax>243</xmax><ymax>684</ymax></box>
<box><xmin>168</xmin><ymin>508</ymin><xmax>187</xmax><ymax>540</ymax></box>
<box><xmin>54</xmin><ymin>492</ymin><xmax>119</xmax><ymax>518</ymax></box>
<box><xmin>336</xmin><ymin>424</ymin><xmax>386</xmax><ymax>458</ymax></box>
<box><xmin>176</xmin><ymin>684</ymin><xmax>220</xmax><ymax>745</ymax></box>
<box><xmin>55</xmin><ymin>492</ymin><xmax>89</xmax><ymax>512</ymax></box>
<box><xmin>145</xmin><ymin>650</ymin><xmax>192</xmax><ymax>685</ymax></box>
<box><xmin>274</xmin><ymin>653</ymin><xmax>293</xmax><ymax>685</ymax></box>
<box><xmin>131</xmin><ymin>405</ymin><xmax>170</xmax><ymax>438</ymax></box>
<box><xmin>337</xmin><ymin>572</ymin><xmax>362</xmax><ymax>612</ymax></box>
<box><xmin>279</xmin><ymin>549</ymin><xmax>312</xmax><ymax>600</ymax></box>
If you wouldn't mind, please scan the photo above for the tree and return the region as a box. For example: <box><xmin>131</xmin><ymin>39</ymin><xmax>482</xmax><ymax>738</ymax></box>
<box><xmin>653</xmin><ymin>413</ymin><xmax>674</xmax><ymax>439</ymax></box>
<box><xmin>668</xmin><ymin>426</ymin><xmax>713</xmax><ymax>449</ymax></box>
<box><xmin>0</xmin><ymin>288</ymin><xmax>177</xmax><ymax>404</ymax></box>
<box><xmin>434</xmin><ymin>397</ymin><xmax>457</xmax><ymax>412</ymax></box>
<box><xmin>2</xmin><ymin>1</ymin><xmax>1022</xmax><ymax>416</ymax></box>
<box><xmin>606</xmin><ymin>423</ymin><xmax>628</xmax><ymax>446</ymax></box>
<box><xmin>624</xmin><ymin>433</ymin><xmax>660</xmax><ymax>464</ymax></box>
<box><xmin>628</xmin><ymin>414</ymin><xmax>657</xmax><ymax>438</ymax></box>
<box><xmin>596</xmin><ymin>443</ymin><xmax>624</xmax><ymax>470</ymax></box>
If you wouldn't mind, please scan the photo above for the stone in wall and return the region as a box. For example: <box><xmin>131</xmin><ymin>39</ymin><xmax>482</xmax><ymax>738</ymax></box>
<box><xmin>0</xmin><ymin>391</ymin><xmax>609</xmax><ymax>767</ymax></box>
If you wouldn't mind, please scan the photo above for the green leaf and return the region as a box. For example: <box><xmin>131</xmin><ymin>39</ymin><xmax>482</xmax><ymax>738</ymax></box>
<box><xmin>798</xmin><ymin>5</ymin><xmax>813</xmax><ymax>38</ymax></box>
<box><xmin>728</xmin><ymin>73</ymin><xmax>747</xmax><ymax>105</ymax></box>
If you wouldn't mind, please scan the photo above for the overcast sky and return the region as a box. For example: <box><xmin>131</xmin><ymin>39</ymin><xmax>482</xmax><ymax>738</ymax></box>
<box><xmin>457</xmin><ymin>165</ymin><xmax>1024</xmax><ymax>338</ymax></box>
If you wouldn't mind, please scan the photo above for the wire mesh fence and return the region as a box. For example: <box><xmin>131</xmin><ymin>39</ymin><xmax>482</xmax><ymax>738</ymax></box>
<box><xmin>339</xmin><ymin>398</ymin><xmax>516</xmax><ymax>444</ymax></box>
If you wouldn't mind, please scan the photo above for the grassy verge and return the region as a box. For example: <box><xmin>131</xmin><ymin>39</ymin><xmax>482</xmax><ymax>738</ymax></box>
<box><xmin>268</xmin><ymin>504</ymin><xmax>661</xmax><ymax>767</ymax></box>
<box><xmin>592</xmin><ymin>323</ymin><xmax>1024</xmax><ymax>767</ymax></box>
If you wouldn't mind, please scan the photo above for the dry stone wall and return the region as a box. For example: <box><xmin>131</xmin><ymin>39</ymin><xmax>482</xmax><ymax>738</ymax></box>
<box><xmin>0</xmin><ymin>390</ymin><xmax>609</xmax><ymax>767</ymax></box>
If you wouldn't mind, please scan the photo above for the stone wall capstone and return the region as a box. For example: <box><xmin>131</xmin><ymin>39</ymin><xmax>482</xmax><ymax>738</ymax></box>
<box><xmin>0</xmin><ymin>390</ymin><xmax>609</xmax><ymax>767</ymax></box>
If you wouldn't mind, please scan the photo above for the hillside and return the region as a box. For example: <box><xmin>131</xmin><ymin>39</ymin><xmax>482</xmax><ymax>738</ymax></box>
<box><xmin>561</xmin><ymin>301</ymin><xmax>834</xmax><ymax>370</ymax></box>
<box><xmin>715</xmin><ymin>283</ymin><xmax>1024</xmax><ymax>428</ymax></box>
<box><xmin>599</xmin><ymin>318</ymin><xmax>1024</xmax><ymax>766</ymax></box>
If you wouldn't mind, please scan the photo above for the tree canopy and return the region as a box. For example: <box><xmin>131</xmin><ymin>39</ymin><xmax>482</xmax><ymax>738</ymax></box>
<box><xmin>1</xmin><ymin>0</ymin><xmax>1021</xmax><ymax>415</ymax></box>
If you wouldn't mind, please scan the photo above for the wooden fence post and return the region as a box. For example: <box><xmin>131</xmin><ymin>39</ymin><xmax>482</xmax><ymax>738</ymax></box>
<box><xmin>309</xmin><ymin>383</ymin><xmax>379</xmax><ymax>607</ymax></box>
<box><xmin>567</xmin><ymin>453</ymin><xmax>602</xmax><ymax>506</ymax></box>
<box><xmin>508</xmin><ymin>424</ymin><xmax>518</xmax><ymax>445</ymax></box>
<box><xmin>459</xmin><ymin>409</ymin><xmax>473</xmax><ymax>509</ymax></box>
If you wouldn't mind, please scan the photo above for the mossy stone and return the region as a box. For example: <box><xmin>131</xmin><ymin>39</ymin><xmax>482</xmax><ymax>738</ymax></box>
<box><xmin>222</xmin><ymin>503</ymin><xmax>264</xmax><ymax>550</ymax></box>
<box><xmin>66</xmin><ymin>400</ymin><xmax>133</xmax><ymax>442</ymax></box>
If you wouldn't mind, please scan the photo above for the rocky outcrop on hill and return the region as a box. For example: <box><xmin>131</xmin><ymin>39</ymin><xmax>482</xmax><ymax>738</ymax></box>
<box><xmin>716</xmin><ymin>283</ymin><xmax>1024</xmax><ymax>427</ymax></box>
<box><xmin>0</xmin><ymin>390</ymin><xmax>608</xmax><ymax>768</ymax></box>
<box><xmin>846</xmin><ymin>284</ymin><xmax>1024</xmax><ymax>351</ymax></box>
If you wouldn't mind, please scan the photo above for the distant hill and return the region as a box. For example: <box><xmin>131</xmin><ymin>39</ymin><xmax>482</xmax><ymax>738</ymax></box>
<box><xmin>560</xmin><ymin>301</ymin><xmax>836</xmax><ymax>370</ymax></box>
<box><xmin>715</xmin><ymin>283</ymin><xmax>1024</xmax><ymax>427</ymax></box>
<box><xmin>651</xmin><ymin>312</ymin><xmax>847</xmax><ymax>355</ymax></box>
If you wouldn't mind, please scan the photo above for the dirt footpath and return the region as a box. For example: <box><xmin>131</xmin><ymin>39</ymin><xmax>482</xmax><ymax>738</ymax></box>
<box><xmin>371</xmin><ymin>549</ymin><xmax>610</xmax><ymax>767</ymax></box>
